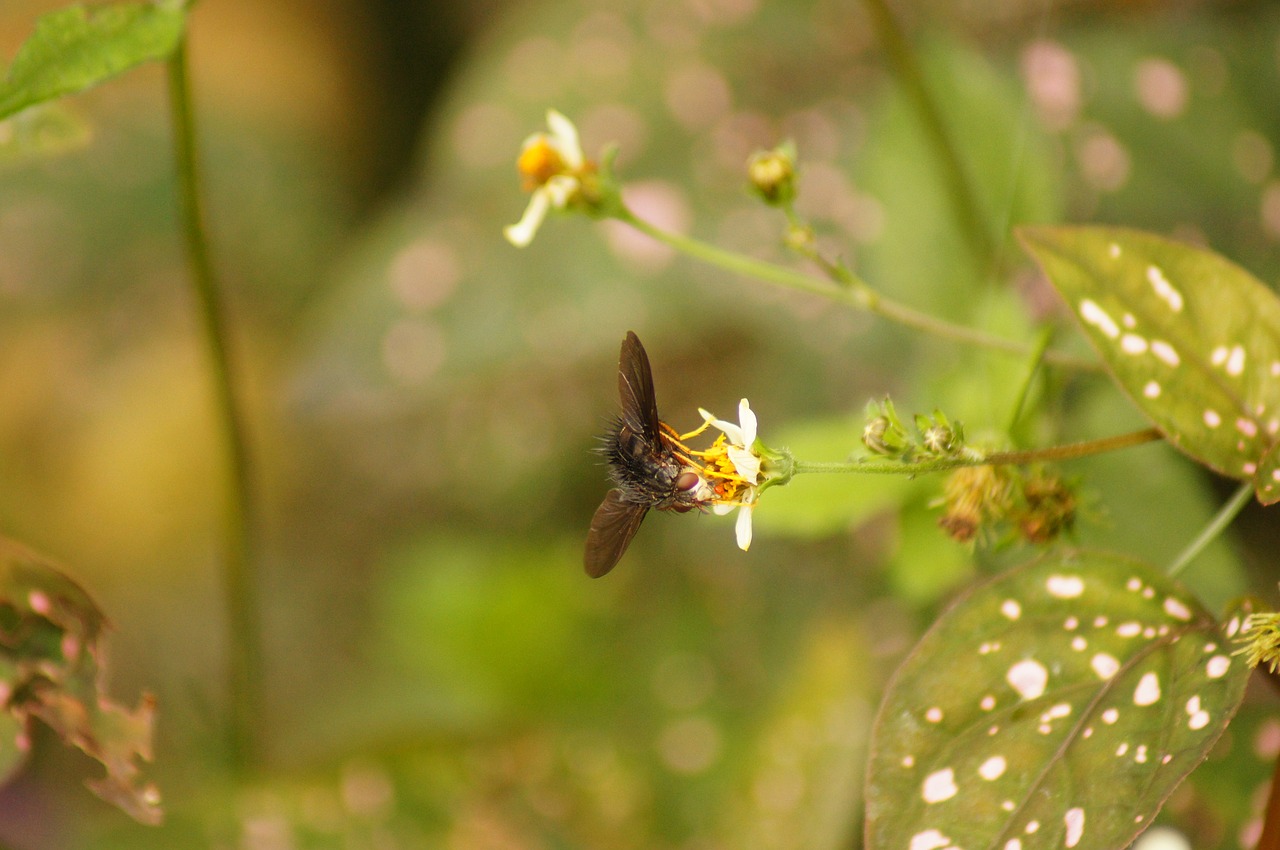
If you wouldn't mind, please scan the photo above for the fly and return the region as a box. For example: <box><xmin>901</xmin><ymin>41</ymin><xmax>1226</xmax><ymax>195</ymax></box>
<box><xmin>584</xmin><ymin>331</ymin><xmax>707</xmax><ymax>577</ymax></box>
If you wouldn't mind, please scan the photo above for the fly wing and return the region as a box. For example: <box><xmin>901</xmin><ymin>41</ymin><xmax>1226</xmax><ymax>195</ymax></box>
<box><xmin>584</xmin><ymin>489</ymin><xmax>649</xmax><ymax>577</ymax></box>
<box><xmin>618</xmin><ymin>331</ymin><xmax>661</xmax><ymax>439</ymax></box>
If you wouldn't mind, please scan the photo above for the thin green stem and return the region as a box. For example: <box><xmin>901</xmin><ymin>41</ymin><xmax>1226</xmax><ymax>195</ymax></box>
<box><xmin>1004</xmin><ymin>327</ymin><xmax>1054</xmax><ymax>434</ymax></box>
<box><xmin>618</xmin><ymin>205</ymin><xmax>871</xmax><ymax>301</ymax></box>
<box><xmin>1165</xmin><ymin>482</ymin><xmax>1253</xmax><ymax>578</ymax></box>
<box><xmin>791</xmin><ymin>427</ymin><xmax>1163</xmax><ymax>476</ymax></box>
<box><xmin>614</xmin><ymin>207</ymin><xmax>1099</xmax><ymax>372</ymax></box>
<box><xmin>862</xmin><ymin>0</ymin><xmax>997</xmax><ymax>268</ymax></box>
<box><xmin>167</xmin><ymin>39</ymin><xmax>261</xmax><ymax>774</ymax></box>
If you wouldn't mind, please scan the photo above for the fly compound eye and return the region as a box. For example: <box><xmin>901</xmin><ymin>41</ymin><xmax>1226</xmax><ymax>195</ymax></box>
<box><xmin>675</xmin><ymin>471</ymin><xmax>701</xmax><ymax>492</ymax></box>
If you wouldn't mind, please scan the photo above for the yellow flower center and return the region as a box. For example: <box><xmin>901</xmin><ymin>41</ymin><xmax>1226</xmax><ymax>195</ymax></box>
<box><xmin>691</xmin><ymin>436</ymin><xmax>754</xmax><ymax>505</ymax></box>
<box><xmin>516</xmin><ymin>137</ymin><xmax>567</xmax><ymax>190</ymax></box>
<box><xmin>660</xmin><ymin>422</ymin><xmax>755</xmax><ymax>507</ymax></box>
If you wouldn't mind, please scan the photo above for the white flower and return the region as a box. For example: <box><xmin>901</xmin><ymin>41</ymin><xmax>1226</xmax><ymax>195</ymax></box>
<box><xmin>503</xmin><ymin>110</ymin><xmax>587</xmax><ymax>247</ymax></box>
<box><xmin>537</xmin><ymin>109</ymin><xmax>585</xmax><ymax>171</ymax></box>
<box><xmin>698</xmin><ymin>399</ymin><xmax>763</xmax><ymax>551</ymax></box>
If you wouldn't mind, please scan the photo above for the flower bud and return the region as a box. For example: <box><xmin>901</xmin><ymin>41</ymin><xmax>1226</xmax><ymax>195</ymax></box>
<box><xmin>862</xmin><ymin>398</ymin><xmax>912</xmax><ymax>457</ymax></box>
<box><xmin>863</xmin><ymin>416</ymin><xmax>891</xmax><ymax>454</ymax></box>
<box><xmin>921</xmin><ymin>424</ymin><xmax>956</xmax><ymax>455</ymax></box>
<box><xmin>915</xmin><ymin>410</ymin><xmax>964</xmax><ymax>458</ymax></box>
<box><xmin>747</xmin><ymin>143</ymin><xmax>797</xmax><ymax>206</ymax></box>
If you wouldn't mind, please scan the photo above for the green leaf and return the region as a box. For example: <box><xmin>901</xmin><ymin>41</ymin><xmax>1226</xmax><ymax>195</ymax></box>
<box><xmin>1019</xmin><ymin>225</ymin><xmax>1280</xmax><ymax>504</ymax></box>
<box><xmin>0</xmin><ymin>102</ymin><xmax>92</xmax><ymax>165</ymax></box>
<box><xmin>865</xmin><ymin>551</ymin><xmax>1250</xmax><ymax>850</ymax></box>
<box><xmin>0</xmin><ymin>1</ymin><xmax>187</xmax><ymax>122</ymax></box>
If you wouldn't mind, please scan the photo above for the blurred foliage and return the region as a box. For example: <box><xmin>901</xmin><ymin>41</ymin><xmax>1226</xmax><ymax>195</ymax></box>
<box><xmin>0</xmin><ymin>536</ymin><xmax>158</xmax><ymax>825</ymax></box>
<box><xmin>0</xmin><ymin>0</ymin><xmax>185</xmax><ymax>121</ymax></box>
<box><xmin>0</xmin><ymin>0</ymin><xmax>1277</xmax><ymax>847</ymax></box>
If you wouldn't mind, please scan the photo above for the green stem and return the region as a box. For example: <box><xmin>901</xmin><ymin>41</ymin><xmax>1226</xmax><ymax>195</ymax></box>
<box><xmin>791</xmin><ymin>427</ymin><xmax>1163</xmax><ymax>476</ymax></box>
<box><xmin>614</xmin><ymin>207</ymin><xmax>1098</xmax><ymax>372</ymax></box>
<box><xmin>618</xmin><ymin>205</ymin><xmax>870</xmax><ymax>300</ymax></box>
<box><xmin>984</xmin><ymin>427</ymin><xmax>1162</xmax><ymax>465</ymax></box>
<box><xmin>862</xmin><ymin>0</ymin><xmax>997</xmax><ymax>268</ymax></box>
<box><xmin>167</xmin><ymin>39</ymin><xmax>261</xmax><ymax>774</ymax></box>
<box><xmin>1165</xmin><ymin>482</ymin><xmax>1253</xmax><ymax>577</ymax></box>
<box><xmin>1004</xmin><ymin>327</ymin><xmax>1054</xmax><ymax>434</ymax></box>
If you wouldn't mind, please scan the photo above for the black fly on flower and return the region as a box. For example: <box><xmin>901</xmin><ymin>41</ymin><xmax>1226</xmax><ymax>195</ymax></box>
<box><xmin>584</xmin><ymin>332</ymin><xmax>712</xmax><ymax>578</ymax></box>
<box><xmin>584</xmin><ymin>332</ymin><xmax>784</xmax><ymax>577</ymax></box>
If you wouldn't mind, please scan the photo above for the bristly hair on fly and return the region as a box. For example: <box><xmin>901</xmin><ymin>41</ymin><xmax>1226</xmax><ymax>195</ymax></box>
<box><xmin>583</xmin><ymin>332</ymin><xmax>708</xmax><ymax>578</ymax></box>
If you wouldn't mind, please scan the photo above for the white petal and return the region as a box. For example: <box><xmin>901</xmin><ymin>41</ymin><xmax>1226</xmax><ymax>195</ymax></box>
<box><xmin>727</xmin><ymin>446</ymin><xmax>761</xmax><ymax>483</ymax></box>
<box><xmin>503</xmin><ymin>190</ymin><xmax>551</xmax><ymax>247</ymax></box>
<box><xmin>736</xmin><ymin>399</ymin><xmax>757</xmax><ymax>444</ymax></box>
<box><xmin>699</xmin><ymin>408</ymin><xmax>745</xmax><ymax>445</ymax></box>
<box><xmin>711</xmin><ymin>503</ymin><xmax>736</xmax><ymax>516</ymax></box>
<box><xmin>546</xmin><ymin>109</ymin><xmax>584</xmax><ymax>169</ymax></box>
<box><xmin>734</xmin><ymin>505</ymin><xmax>754</xmax><ymax>550</ymax></box>
<box><xmin>542</xmin><ymin>174</ymin><xmax>579</xmax><ymax>208</ymax></box>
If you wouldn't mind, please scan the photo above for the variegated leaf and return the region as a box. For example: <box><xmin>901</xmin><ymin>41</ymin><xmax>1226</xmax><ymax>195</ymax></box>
<box><xmin>1020</xmin><ymin>225</ymin><xmax>1280</xmax><ymax>503</ymax></box>
<box><xmin>865</xmin><ymin>550</ymin><xmax>1250</xmax><ymax>850</ymax></box>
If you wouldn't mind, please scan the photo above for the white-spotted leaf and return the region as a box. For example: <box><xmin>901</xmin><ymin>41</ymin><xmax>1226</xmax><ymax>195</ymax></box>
<box><xmin>1019</xmin><ymin>226</ymin><xmax>1280</xmax><ymax>504</ymax></box>
<box><xmin>865</xmin><ymin>551</ymin><xmax>1249</xmax><ymax>850</ymax></box>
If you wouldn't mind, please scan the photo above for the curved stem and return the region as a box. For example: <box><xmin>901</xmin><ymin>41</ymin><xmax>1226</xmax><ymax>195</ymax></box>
<box><xmin>1165</xmin><ymin>482</ymin><xmax>1253</xmax><ymax>578</ymax></box>
<box><xmin>617</xmin><ymin>205</ymin><xmax>874</xmax><ymax>301</ymax></box>
<box><xmin>792</xmin><ymin>427</ymin><xmax>1163</xmax><ymax>476</ymax></box>
<box><xmin>614</xmin><ymin>207</ymin><xmax>1099</xmax><ymax>372</ymax></box>
<box><xmin>168</xmin><ymin>39</ymin><xmax>261</xmax><ymax>774</ymax></box>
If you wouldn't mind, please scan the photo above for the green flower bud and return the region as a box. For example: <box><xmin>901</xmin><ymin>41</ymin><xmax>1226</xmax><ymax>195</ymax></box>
<box><xmin>921</xmin><ymin>424</ymin><xmax>956</xmax><ymax>455</ymax></box>
<box><xmin>915</xmin><ymin>410</ymin><xmax>964</xmax><ymax>458</ymax></box>
<box><xmin>747</xmin><ymin>143</ymin><xmax>797</xmax><ymax>206</ymax></box>
<box><xmin>863</xmin><ymin>397</ymin><xmax>912</xmax><ymax>457</ymax></box>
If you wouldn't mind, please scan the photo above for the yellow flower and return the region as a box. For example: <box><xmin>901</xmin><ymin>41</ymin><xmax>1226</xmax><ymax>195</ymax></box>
<box><xmin>504</xmin><ymin>110</ymin><xmax>588</xmax><ymax>247</ymax></box>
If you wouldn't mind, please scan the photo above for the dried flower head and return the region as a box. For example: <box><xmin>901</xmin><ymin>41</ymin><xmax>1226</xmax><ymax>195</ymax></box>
<box><xmin>937</xmin><ymin>465</ymin><xmax>1015</xmax><ymax>543</ymax></box>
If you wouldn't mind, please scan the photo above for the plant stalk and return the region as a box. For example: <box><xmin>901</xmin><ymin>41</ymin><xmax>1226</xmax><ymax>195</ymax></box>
<box><xmin>862</xmin><ymin>0</ymin><xmax>998</xmax><ymax>268</ymax></box>
<box><xmin>615</xmin><ymin>208</ymin><xmax>1098</xmax><ymax>372</ymax></box>
<box><xmin>167</xmin><ymin>38</ymin><xmax>261</xmax><ymax>774</ymax></box>
<box><xmin>1004</xmin><ymin>327</ymin><xmax>1054</xmax><ymax>434</ymax></box>
<box><xmin>1165</xmin><ymin>482</ymin><xmax>1253</xmax><ymax>578</ymax></box>
<box><xmin>792</xmin><ymin>427</ymin><xmax>1163</xmax><ymax>476</ymax></box>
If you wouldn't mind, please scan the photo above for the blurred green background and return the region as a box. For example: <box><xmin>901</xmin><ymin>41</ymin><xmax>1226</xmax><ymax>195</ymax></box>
<box><xmin>0</xmin><ymin>0</ymin><xmax>1278</xmax><ymax>847</ymax></box>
